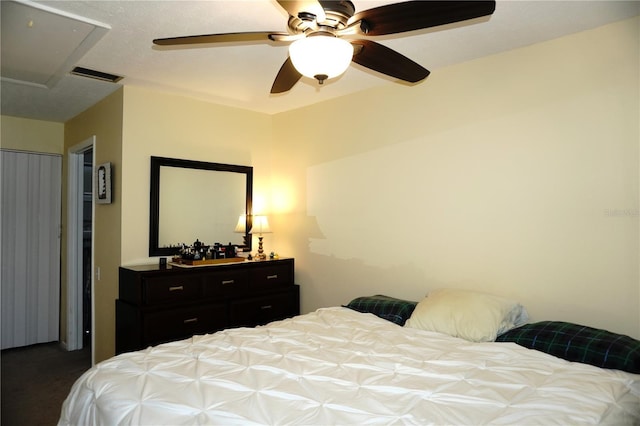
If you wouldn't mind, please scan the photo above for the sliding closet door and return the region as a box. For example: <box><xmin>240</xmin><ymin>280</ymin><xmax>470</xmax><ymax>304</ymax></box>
<box><xmin>1</xmin><ymin>150</ymin><xmax>62</xmax><ymax>349</ymax></box>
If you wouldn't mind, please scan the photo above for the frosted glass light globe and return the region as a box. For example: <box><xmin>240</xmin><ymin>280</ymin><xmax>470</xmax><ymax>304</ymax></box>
<box><xmin>289</xmin><ymin>35</ymin><xmax>353</xmax><ymax>83</ymax></box>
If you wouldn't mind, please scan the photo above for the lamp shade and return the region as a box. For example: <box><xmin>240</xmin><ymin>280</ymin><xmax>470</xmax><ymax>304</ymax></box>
<box><xmin>289</xmin><ymin>35</ymin><xmax>353</xmax><ymax>82</ymax></box>
<box><xmin>249</xmin><ymin>215</ymin><xmax>271</xmax><ymax>234</ymax></box>
<box><xmin>234</xmin><ymin>215</ymin><xmax>246</xmax><ymax>233</ymax></box>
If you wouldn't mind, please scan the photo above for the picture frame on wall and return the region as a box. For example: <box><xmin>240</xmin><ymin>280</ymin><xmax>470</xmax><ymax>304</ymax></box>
<box><xmin>96</xmin><ymin>162</ymin><xmax>112</xmax><ymax>204</ymax></box>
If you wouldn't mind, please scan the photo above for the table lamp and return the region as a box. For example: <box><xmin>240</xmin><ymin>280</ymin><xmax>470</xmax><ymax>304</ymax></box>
<box><xmin>249</xmin><ymin>215</ymin><xmax>271</xmax><ymax>260</ymax></box>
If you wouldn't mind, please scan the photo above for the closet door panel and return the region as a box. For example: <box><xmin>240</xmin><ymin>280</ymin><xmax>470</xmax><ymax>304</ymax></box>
<box><xmin>1</xmin><ymin>151</ymin><xmax>62</xmax><ymax>349</ymax></box>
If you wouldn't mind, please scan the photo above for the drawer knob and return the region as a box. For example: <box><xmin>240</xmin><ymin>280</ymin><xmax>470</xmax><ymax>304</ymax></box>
<box><xmin>266</xmin><ymin>274</ymin><xmax>278</xmax><ymax>280</ymax></box>
<box><xmin>183</xmin><ymin>318</ymin><xmax>198</xmax><ymax>324</ymax></box>
<box><xmin>260</xmin><ymin>305</ymin><xmax>273</xmax><ymax>310</ymax></box>
<box><xmin>221</xmin><ymin>280</ymin><xmax>235</xmax><ymax>285</ymax></box>
<box><xmin>169</xmin><ymin>285</ymin><xmax>184</xmax><ymax>291</ymax></box>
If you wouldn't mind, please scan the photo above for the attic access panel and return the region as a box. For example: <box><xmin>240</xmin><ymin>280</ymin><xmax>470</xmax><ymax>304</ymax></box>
<box><xmin>1</xmin><ymin>0</ymin><xmax>110</xmax><ymax>88</ymax></box>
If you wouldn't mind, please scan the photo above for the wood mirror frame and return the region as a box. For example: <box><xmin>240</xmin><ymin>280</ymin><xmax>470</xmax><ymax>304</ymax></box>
<box><xmin>149</xmin><ymin>156</ymin><xmax>253</xmax><ymax>256</ymax></box>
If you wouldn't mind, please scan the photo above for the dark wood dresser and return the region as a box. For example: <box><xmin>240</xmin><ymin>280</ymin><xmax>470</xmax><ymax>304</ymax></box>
<box><xmin>116</xmin><ymin>258</ymin><xmax>299</xmax><ymax>354</ymax></box>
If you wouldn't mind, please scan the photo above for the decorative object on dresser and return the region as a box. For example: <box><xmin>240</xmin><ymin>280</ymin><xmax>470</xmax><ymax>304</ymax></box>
<box><xmin>170</xmin><ymin>239</ymin><xmax>244</xmax><ymax>266</ymax></box>
<box><xmin>116</xmin><ymin>257</ymin><xmax>298</xmax><ymax>354</ymax></box>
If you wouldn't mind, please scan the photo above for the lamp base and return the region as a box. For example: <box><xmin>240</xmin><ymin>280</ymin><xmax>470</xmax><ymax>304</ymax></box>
<box><xmin>255</xmin><ymin>236</ymin><xmax>267</xmax><ymax>260</ymax></box>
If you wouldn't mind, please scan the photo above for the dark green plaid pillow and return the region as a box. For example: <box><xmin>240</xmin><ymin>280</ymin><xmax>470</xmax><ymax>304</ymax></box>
<box><xmin>345</xmin><ymin>295</ymin><xmax>417</xmax><ymax>326</ymax></box>
<box><xmin>496</xmin><ymin>321</ymin><xmax>640</xmax><ymax>373</ymax></box>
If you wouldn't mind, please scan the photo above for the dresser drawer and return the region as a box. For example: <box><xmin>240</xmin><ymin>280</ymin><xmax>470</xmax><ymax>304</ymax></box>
<box><xmin>143</xmin><ymin>303</ymin><xmax>227</xmax><ymax>345</ymax></box>
<box><xmin>143</xmin><ymin>275</ymin><xmax>202</xmax><ymax>305</ymax></box>
<box><xmin>229</xmin><ymin>289</ymin><xmax>298</xmax><ymax>327</ymax></box>
<box><xmin>203</xmin><ymin>270</ymin><xmax>249</xmax><ymax>298</ymax></box>
<box><xmin>249</xmin><ymin>263</ymin><xmax>293</xmax><ymax>291</ymax></box>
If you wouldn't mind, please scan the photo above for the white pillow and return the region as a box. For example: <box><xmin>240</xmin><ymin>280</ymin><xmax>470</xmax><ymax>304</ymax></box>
<box><xmin>404</xmin><ymin>288</ymin><xmax>528</xmax><ymax>342</ymax></box>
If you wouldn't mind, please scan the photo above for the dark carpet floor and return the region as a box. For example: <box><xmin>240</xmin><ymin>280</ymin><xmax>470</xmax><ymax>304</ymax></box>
<box><xmin>1</xmin><ymin>342</ymin><xmax>91</xmax><ymax>425</ymax></box>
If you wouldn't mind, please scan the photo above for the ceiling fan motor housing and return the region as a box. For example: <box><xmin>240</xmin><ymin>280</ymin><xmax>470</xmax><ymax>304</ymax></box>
<box><xmin>288</xmin><ymin>1</ymin><xmax>356</xmax><ymax>35</ymax></box>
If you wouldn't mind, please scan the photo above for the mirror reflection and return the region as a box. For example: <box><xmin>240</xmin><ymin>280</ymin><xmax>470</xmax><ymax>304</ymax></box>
<box><xmin>159</xmin><ymin>167</ymin><xmax>245</xmax><ymax>247</ymax></box>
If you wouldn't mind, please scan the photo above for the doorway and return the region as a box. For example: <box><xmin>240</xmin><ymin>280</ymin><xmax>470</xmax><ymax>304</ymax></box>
<box><xmin>66</xmin><ymin>137</ymin><xmax>94</xmax><ymax>359</ymax></box>
<box><xmin>82</xmin><ymin>149</ymin><xmax>93</xmax><ymax>348</ymax></box>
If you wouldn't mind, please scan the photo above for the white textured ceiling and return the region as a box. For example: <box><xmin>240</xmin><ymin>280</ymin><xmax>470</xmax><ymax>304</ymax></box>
<box><xmin>1</xmin><ymin>0</ymin><xmax>638</xmax><ymax>123</ymax></box>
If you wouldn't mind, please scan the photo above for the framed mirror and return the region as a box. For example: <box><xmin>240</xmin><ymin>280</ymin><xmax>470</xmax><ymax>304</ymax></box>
<box><xmin>149</xmin><ymin>156</ymin><xmax>253</xmax><ymax>256</ymax></box>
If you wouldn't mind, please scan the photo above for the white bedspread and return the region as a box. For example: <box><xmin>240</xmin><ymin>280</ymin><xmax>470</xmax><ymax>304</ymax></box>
<box><xmin>59</xmin><ymin>307</ymin><xmax>640</xmax><ymax>425</ymax></box>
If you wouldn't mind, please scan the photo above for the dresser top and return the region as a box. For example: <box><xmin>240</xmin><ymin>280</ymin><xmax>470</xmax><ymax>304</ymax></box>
<box><xmin>122</xmin><ymin>257</ymin><xmax>293</xmax><ymax>273</ymax></box>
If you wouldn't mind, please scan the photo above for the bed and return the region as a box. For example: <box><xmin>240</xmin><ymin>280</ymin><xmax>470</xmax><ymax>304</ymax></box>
<box><xmin>59</xmin><ymin>290</ymin><xmax>640</xmax><ymax>425</ymax></box>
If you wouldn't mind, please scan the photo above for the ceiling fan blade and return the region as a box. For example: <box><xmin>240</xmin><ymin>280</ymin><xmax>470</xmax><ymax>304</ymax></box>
<box><xmin>351</xmin><ymin>40</ymin><xmax>429</xmax><ymax>83</ymax></box>
<box><xmin>348</xmin><ymin>1</ymin><xmax>496</xmax><ymax>36</ymax></box>
<box><xmin>153</xmin><ymin>32</ymin><xmax>288</xmax><ymax>46</ymax></box>
<box><xmin>276</xmin><ymin>0</ymin><xmax>326</xmax><ymax>22</ymax></box>
<box><xmin>271</xmin><ymin>57</ymin><xmax>303</xmax><ymax>94</ymax></box>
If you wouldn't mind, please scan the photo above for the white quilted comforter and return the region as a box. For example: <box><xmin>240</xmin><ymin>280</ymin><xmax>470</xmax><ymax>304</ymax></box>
<box><xmin>59</xmin><ymin>307</ymin><xmax>640</xmax><ymax>425</ymax></box>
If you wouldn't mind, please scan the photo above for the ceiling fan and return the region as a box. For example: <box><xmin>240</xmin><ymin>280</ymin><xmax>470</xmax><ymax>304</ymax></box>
<box><xmin>153</xmin><ymin>1</ymin><xmax>496</xmax><ymax>94</ymax></box>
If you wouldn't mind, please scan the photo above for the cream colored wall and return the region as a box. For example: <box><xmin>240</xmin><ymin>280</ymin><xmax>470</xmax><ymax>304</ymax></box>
<box><xmin>64</xmin><ymin>89</ymin><xmax>124</xmax><ymax>363</ymax></box>
<box><xmin>1</xmin><ymin>115</ymin><xmax>64</xmax><ymax>154</ymax></box>
<box><xmin>271</xmin><ymin>17</ymin><xmax>640</xmax><ymax>339</ymax></box>
<box><xmin>120</xmin><ymin>86</ymin><xmax>273</xmax><ymax>267</ymax></box>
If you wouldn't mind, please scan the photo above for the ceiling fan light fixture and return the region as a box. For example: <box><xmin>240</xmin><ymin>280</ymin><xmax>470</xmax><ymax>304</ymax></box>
<box><xmin>289</xmin><ymin>35</ymin><xmax>353</xmax><ymax>84</ymax></box>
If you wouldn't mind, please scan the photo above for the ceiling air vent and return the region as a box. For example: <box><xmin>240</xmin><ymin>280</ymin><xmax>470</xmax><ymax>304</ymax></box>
<box><xmin>70</xmin><ymin>66</ymin><xmax>123</xmax><ymax>83</ymax></box>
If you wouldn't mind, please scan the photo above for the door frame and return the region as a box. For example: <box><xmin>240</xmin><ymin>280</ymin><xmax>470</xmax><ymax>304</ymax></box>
<box><xmin>66</xmin><ymin>136</ymin><xmax>95</xmax><ymax>356</ymax></box>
